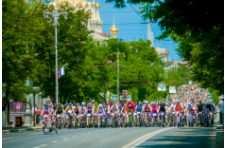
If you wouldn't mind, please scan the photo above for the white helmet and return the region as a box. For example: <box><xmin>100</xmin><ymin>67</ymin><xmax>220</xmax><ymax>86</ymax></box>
<box><xmin>127</xmin><ymin>99</ymin><xmax>131</xmax><ymax>102</ymax></box>
<box><xmin>81</xmin><ymin>102</ymin><xmax>85</xmax><ymax>105</ymax></box>
<box><xmin>145</xmin><ymin>100</ymin><xmax>148</xmax><ymax>104</ymax></box>
<box><xmin>99</xmin><ymin>104</ymin><xmax>102</xmax><ymax>107</ymax></box>
<box><xmin>72</xmin><ymin>106</ymin><xmax>75</xmax><ymax>109</ymax></box>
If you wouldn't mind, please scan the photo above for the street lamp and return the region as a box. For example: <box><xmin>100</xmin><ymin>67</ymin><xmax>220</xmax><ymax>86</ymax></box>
<box><xmin>44</xmin><ymin>10</ymin><xmax>67</xmax><ymax>105</ymax></box>
<box><xmin>33</xmin><ymin>86</ymin><xmax>40</xmax><ymax>127</ymax></box>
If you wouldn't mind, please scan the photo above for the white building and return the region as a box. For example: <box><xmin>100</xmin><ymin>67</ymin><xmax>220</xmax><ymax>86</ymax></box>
<box><xmin>49</xmin><ymin>0</ymin><xmax>110</xmax><ymax>42</ymax></box>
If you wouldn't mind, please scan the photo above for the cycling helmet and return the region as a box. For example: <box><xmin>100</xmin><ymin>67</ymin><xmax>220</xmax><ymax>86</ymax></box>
<box><xmin>99</xmin><ymin>104</ymin><xmax>102</xmax><ymax>107</ymax></box>
<box><xmin>81</xmin><ymin>102</ymin><xmax>85</xmax><ymax>105</ymax></box>
<box><xmin>88</xmin><ymin>103</ymin><xmax>92</xmax><ymax>106</ymax></box>
<box><xmin>44</xmin><ymin>103</ymin><xmax>48</xmax><ymax>106</ymax></box>
<box><xmin>76</xmin><ymin>103</ymin><xmax>79</xmax><ymax>106</ymax></box>
<box><xmin>53</xmin><ymin>104</ymin><xmax>57</xmax><ymax>108</ymax></box>
<box><xmin>58</xmin><ymin>103</ymin><xmax>61</xmax><ymax>106</ymax></box>
<box><xmin>69</xmin><ymin>102</ymin><xmax>72</xmax><ymax>105</ymax></box>
<box><xmin>144</xmin><ymin>100</ymin><xmax>148</xmax><ymax>104</ymax></box>
<box><xmin>73</xmin><ymin>106</ymin><xmax>75</xmax><ymax>109</ymax></box>
<box><xmin>65</xmin><ymin>102</ymin><xmax>69</xmax><ymax>106</ymax></box>
<box><xmin>152</xmin><ymin>102</ymin><xmax>156</xmax><ymax>105</ymax></box>
<box><xmin>127</xmin><ymin>99</ymin><xmax>131</xmax><ymax>102</ymax></box>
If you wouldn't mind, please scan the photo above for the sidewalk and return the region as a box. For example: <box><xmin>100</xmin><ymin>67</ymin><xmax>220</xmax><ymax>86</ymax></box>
<box><xmin>2</xmin><ymin>125</ymin><xmax>43</xmax><ymax>133</ymax></box>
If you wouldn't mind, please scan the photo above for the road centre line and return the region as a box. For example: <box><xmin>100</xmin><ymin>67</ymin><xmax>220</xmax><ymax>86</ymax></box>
<box><xmin>33</xmin><ymin>144</ymin><xmax>47</xmax><ymax>148</ymax></box>
<box><xmin>121</xmin><ymin>127</ymin><xmax>173</xmax><ymax>148</ymax></box>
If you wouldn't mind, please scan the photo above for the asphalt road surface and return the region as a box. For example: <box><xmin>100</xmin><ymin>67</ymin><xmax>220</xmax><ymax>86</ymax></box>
<box><xmin>2</xmin><ymin>127</ymin><xmax>223</xmax><ymax>148</ymax></box>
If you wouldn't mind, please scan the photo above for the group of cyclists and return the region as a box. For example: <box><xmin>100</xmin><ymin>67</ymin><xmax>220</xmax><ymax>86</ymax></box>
<box><xmin>41</xmin><ymin>97</ymin><xmax>217</xmax><ymax>131</ymax></box>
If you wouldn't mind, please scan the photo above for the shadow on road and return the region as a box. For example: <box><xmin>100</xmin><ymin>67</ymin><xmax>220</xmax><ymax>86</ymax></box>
<box><xmin>137</xmin><ymin>128</ymin><xmax>223</xmax><ymax>148</ymax></box>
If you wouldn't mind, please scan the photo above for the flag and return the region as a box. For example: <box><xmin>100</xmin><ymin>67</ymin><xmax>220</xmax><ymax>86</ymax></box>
<box><xmin>58</xmin><ymin>66</ymin><xmax>65</xmax><ymax>79</ymax></box>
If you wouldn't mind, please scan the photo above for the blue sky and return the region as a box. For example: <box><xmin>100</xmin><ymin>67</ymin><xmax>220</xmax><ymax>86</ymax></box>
<box><xmin>95</xmin><ymin>0</ymin><xmax>183</xmax><ymax>61</ymax></box>
<box><xmin>49</xmin><ymin>0</ymin><xmax>183</xmax><ymax>61</ymax></box>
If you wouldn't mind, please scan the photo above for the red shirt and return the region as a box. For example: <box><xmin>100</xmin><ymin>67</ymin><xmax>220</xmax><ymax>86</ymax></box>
<box><xmin>36</xmin><ymin>109</ymin><xmax>40</xmax><ymax>115</ymax></box>
<box><xmin>125</xmin><ymin>102</ymin><xmax>136</xmax><ymax>111</ymax></box>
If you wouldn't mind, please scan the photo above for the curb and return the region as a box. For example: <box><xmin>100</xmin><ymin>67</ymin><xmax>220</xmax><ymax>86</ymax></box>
<box><xmin>2</xmin><ymin>127</ymin><xmax>42</xmax><ymax>133</ymax></box>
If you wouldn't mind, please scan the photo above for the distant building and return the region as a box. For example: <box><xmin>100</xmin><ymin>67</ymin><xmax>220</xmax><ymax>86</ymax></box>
<box><xmin>49</xmin><ymin>0</ymin><xmax>110</xmax><ymax>42</ymax></box>
<box><xmin>155</xmin><ymin>47</ymin><xmax>169</xmax><ymax>63</ymax></box>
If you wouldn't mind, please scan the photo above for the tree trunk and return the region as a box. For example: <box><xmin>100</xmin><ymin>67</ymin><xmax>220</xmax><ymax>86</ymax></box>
<box><xmin>5</xmin><ymin>87</ymin><xmax>10</xmax><ymax>126</ymax></box>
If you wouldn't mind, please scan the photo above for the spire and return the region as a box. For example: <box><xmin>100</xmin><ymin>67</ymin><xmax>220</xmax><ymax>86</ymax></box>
<box><xmin>95</xmin><ymin>0</ymin><xmax>100</xmax><ymax>21</ymax></box>
<box><xmin>147</xmin><ymin>22</ymin><xmax>154</xmax><ymax>47</ymax></box>
<box><xmin>110</xmin><ymin>16</ymin><xmax>119</xmax><ymax>38</ymax></box>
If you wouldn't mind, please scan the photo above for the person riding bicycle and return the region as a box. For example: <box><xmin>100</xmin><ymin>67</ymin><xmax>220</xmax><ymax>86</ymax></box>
<box><xmin>197</xmin><ymin>100</ymin><xmax>204</xmax><ymax>126</ymax></box>
<box><xmin>136</xmin><ymin>101</ymin><xmax>143</xmax><ymax>125</ymax></box>
<box><xmin>125</xmin><ymin>99</ymin><xmax>136</xmax><ymax>126</ymax></box>
<box><xmin>74</xmin><ymin>103</ymin><xmax>80</xmax><ymax>125</ymax></box>
<box><xmin>142</xmin><ymin>100</ymin><xmax>151</xmax><ymax>125</ymax></box>
<box><xmin>174</xmin><ymin>100</ymin><xmax>183</xmax><ymax>126</ymax></box>
<box><xmin>85</xmin><ymin>102</ymin><xmax>94</xmax><ymax>126</ymax></box>
<box><xmin>65</xmin><ymin>102</ymin><xmax>73</xmax><ymax>128</ymax></box>
<box><xmin>159</xmin><ymin>100</ymin><xmax>167</xmax><ymax>125</ymax></box>
<box><xmin>206</xmin><ymin>101</ymin><xmax>216</xmax><ymax>126</ymax></box>
<box><xmin>110</xmin><ymin>101</ymin><xmax>120</xmax><ymax>126</ymax></box>
<box><xmin>56</xmin><ymin>103</ymin><xmax>64</xmax><ymax>126</ymax></box>
<box><xmin>79</xmin><ymin>102</ymin><xmax>86</xmax><ymax>126</ymax></box>
<box><xmin>150</xmin><ymin>102</ymin><xmax>158</xmax><ymax>126</ymax></box>
<box><xmin>41</xmin><ymin>104</ymin><xmax>50</xmax><ymax>130</ymax></box>
<box><xmin>97</xmin><ymin>104</ymin><xmax>105</xmax><ymax>127</ymax></box>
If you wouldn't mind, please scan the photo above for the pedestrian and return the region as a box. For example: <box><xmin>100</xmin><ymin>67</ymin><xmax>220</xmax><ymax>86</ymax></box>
<box><xmin>219</xmin><ymin>99</ymin><xmax>224</xmax><ymax>125</ymax></box>
<box><xmin>32</xmin><ymin>104</ymin><xmax>37</xmax><ymax>126</ymax></box>
<box><xmin>36</xmin><ymin>106</ymin><xmax>40</xmax><ymax>126</ymax></box>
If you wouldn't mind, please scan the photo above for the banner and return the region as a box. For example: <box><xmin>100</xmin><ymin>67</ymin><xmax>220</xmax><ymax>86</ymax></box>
<box><xmin>169</xmin><ymin>86</ymin><xmax>176</xmax><ymax>94</ymax></box>
<box><xmin>158</xmin><ymin>82</ymin><xmax>166</xmax><ymax>91</ymax></box>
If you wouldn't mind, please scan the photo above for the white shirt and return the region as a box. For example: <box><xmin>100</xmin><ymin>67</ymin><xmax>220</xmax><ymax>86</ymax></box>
<box><xmin>32</xmin><ymin>107</ymin><xmax>37</xmax><ymax>114</ymax></box>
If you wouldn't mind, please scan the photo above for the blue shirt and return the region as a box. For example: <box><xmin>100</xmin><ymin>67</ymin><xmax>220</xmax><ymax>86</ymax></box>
<box><xmin>220</xmin><ymin>101</ymin><xmax>224</xmax><ymax>112</ymax></box>
<box><xmin>136</xmin><ymin>104</ymin><xmax>142</xmax><ymax>112</ymax></box>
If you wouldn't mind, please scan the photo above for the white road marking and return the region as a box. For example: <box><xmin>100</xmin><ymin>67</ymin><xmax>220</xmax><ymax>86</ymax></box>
<box><xmin>33</xmin><ymin>144</ymin><xmax>47</xmax><ymax>148</ymax></box>
<box><xmin>121</xmin><ymin>127</ymin><xmax>173</xmax><ymax>148</ymax></box>
<box><xmin>52</xmin><ymin>141</ymin><xmax>58</xmax><ymax>143</ymax></box>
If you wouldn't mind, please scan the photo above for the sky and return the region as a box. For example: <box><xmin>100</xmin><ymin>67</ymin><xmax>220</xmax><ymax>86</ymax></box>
<box><xmin>49</xmin><ymin>0</ymin><xmax>183</xmax><ymax>61</ymax></box>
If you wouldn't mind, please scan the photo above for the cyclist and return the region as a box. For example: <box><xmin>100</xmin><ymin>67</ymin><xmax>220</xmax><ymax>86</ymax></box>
<box><xmin>150</xmin><ymin>102</ymin><xmax>158</xmax><ymax>126</ymax></box>
<box><xmin>159</xmin><ymin>100</ymin><xmax>167</xmax><ymax>125</ymax></box>
<box><xmin>110</xmin><ymin>101</ymin><xmax>120</xmax><ymax>126</ymax></box>
<box><xmin>206</xmin><ymin>101</ymin><xmax>216</xmax><ymax>126</ymax></box>
<box><xmin>85</xmin><ymin>102</ymin><xmax>94</xmax><ymax>127</ymax></box>
<box><xmin>142</xmin><ymin>100</ymin><xmax>151</xmax><ymax>125</ymax></box>
<box><xmin>97</xmin><ymin>104</ymin><xmax>105</xmax><ymax>127</ymax></box>
<box><xmin>174</xmin><ymin>100</ymin><xmax>183</xmax><ymax>126</ymax></box>
<box><xmin>50</xmin><ymin>104</ymin><xmax>57</xmax><ymax>127</ymax></box>
<box><xmin>197</xmin><ymin>100</ymin><xmax>204</xmax><ymax>126</ymax></box>
<box><xmin>56</xmin><ymin>103</ymin><xmax>63</xmax><ymax>127</ymax></box>
<box><xmin>191</xmin><ymin>100</ymin><xmax>198</xmax><ymax>125</ymax></box>
<box><xmin>41</xmin><ymin>103</ymin><xmax>50</xmax><ymax>131</ymax></box>
<box><xmin>119</xmin><ymin>101</ymin><xmax>126</xmax><ymax>126</ymax></box>
<box><xmin>79</xmin><ymin>102</ymin><xmax>86</xmax><ymax>127</ymax></box>
<box><xmin>136</xmin><ymin>101</ymin><xmax>143</xmax><ymax>125</ymax></box>
<box><xmin>202</xmin><ymin>104</ymin><xmax>210</xmax><ymax>125</ymax></box>
<box><xmin>125</xmin><ymin>99</ymin><xmax>136</xmax><ymax>126</ymax></box>
<box><xmin>65</xmin><ymin>102</ymin><xmax>73</xmax><ymax>128</ymax></box>
<box><xmin>74</xmin><ymin>103</ymin><xmax>80</xmax><ymax>126</ymax></box>
<box><xmin>103</xmin><ymin>102</ymin><xmax>109</xmax><ymax>126</ymax></box>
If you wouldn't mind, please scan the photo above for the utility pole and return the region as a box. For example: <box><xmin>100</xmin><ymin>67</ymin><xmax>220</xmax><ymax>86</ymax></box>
<box><xmin>44</xmin><ymin>10</ymin><xmax>67</xmax><ymax>104</ymax></box>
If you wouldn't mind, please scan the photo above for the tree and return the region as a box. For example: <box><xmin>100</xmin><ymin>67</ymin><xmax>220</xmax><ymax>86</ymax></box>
<box><xmin>30</xmin><ymin>2</ymin><xmax>110</xmax><ymax>103</ymax></box>
<box><xmin>100</xmin><ymin>38</ymin><xmax>164</xmax><ymax>102</ymax></box>
<box><xmin>106</xmin><ymin>0</ymin><xmax>224</xmax><ymax>95</ymax></box>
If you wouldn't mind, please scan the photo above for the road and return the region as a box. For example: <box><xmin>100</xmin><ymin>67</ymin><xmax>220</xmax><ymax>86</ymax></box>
<box><xmin>2</xmin><ymin>127</ymin><xmax>223</xmax><ymax>148</ymax></box>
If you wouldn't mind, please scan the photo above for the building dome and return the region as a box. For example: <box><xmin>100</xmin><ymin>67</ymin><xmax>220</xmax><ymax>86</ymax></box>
<box><xmin>110</xmin><ymin>21</ymin><xmax>119</xmax><ymax>35</ymax></box>
<box><xmin>91</xmin><ymin>0</ymin><xmax>96</xmax><ymax>7</ymax></box>
<box><xmin>95</xmin><ymin>3</ymin><xmax>100</xmax><ymax>9</ymax></box>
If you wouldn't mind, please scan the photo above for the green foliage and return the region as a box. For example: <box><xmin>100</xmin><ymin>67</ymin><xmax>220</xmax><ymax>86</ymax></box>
<box><xmin>106</xmin><ymin>0</ymin><xmax>224</xmax><ymax>95</ymax></box>
<box><xmin>2</xmin><ymin>0</ymin><xmax>35</xmax><ymax>104</ymax></box>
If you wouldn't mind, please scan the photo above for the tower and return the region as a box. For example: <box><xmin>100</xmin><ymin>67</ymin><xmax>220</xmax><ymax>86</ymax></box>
<box><xmin>147</xmin><ymin>22</ymin><xmax>154</xmax><ymax>47</ymax></box>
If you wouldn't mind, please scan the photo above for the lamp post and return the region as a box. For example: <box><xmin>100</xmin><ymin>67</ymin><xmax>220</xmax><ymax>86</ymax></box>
<box><xmin>44</xmin><ymin>10</ymin><xmax>67</xmax><ymax>105</ymax></box>
<box><xmin>33</xmin><ymin>86</ymin><xmax>40</xmax><ymax>127</ymax></box>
